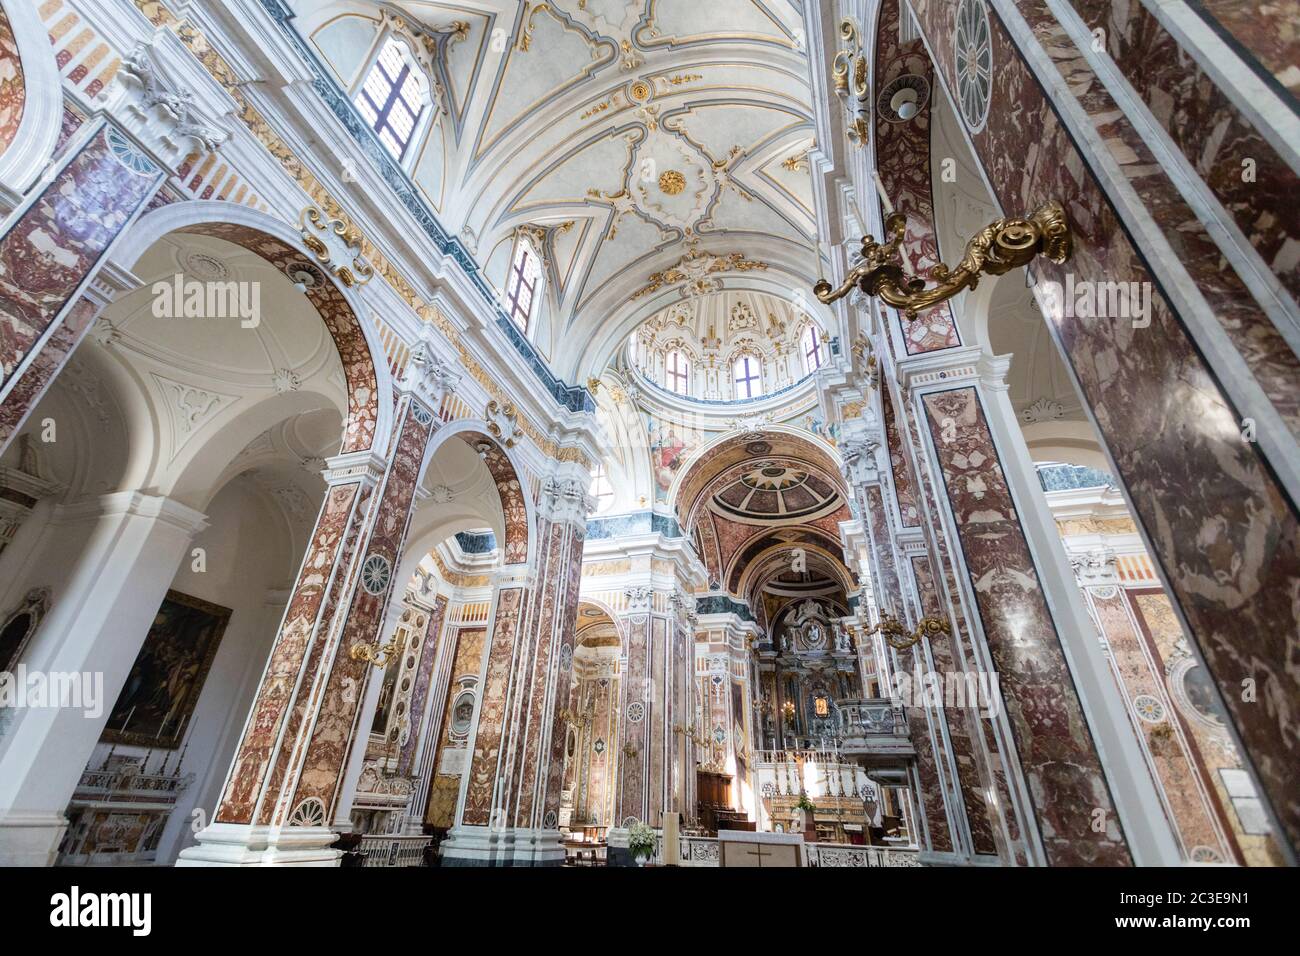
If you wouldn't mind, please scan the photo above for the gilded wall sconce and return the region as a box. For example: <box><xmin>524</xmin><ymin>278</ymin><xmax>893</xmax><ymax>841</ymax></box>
<box><xmin>814</xmin><ymin>201</ymin><xmax>1072</xmax><ymax>314</ymax></box>
<box><xmin>865</xmin><ymin>615</ymin><xmax>951</xmax><ymax>651</ymax></box>
<box><xmin>350</xmin><ymin>637</ymin><xmax>402</xmax><ymax>667</ymax></box>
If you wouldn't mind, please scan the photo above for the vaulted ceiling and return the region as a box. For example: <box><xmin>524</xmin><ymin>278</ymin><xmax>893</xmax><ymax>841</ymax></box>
<box><xmin>301</xmin><ymin>0</ymin><xmax>819</xmax><ymax>380</ymax></box>
<box><xmin>672</xmin><ymin>432</ymin><xmax>852</xmax><ymax>615</ymax></box>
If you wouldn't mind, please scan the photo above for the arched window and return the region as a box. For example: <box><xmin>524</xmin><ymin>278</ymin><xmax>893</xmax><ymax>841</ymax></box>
<box><xmin>355</xmin><ymin>36</ymin><xmax>428</xmax><ymax>160</ymax></box>
<box><xmin>591</xmin><ymin>463</ymin><xmax>615</xmax><ymax>513</ymax></box>
<box><xmin>733</xmin><ymin>354</ymin><xmax>763</xmax><ymax>400</ymax></box>
<box><xmin>802</xmin><ymin>325</ymin><xmax>824</xmax><ymax>373</ymax></box>
<box><xmin>665</xmin><ymin>349</ymin><xmax>691</xmax><ymax>395</ymax></box>
<box><xmin>505</xmin><ymin>238</ymin><xmax>543</xmax><ymax>333</ymax></box>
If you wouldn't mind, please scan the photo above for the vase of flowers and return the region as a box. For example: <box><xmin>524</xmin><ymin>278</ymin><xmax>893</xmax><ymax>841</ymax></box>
<box><xmin>627</xmin><ymin>821</ymin><xmax>657</xmax><ymax>866</ymax></box>
<box><xmin>793</xmin><ymin>792</ymin><xmax>818</xmax><ymax>841</ymax></box>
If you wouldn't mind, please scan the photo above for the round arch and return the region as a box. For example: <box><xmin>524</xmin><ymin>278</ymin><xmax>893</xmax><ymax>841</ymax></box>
<box><xmin>667</xmin><ymin>425</ymin><xmax>845</xmax><ymax>522</ymax></box>
<box><xmin>0</xmin><ymin>0</ymin><xmax>63</xmax><ymax>206</ymax></box>
<box><xmin>414</xmin><ymin>419</ymin><xmax>538</xmax><ymax>570</ymax></box>
<box><xmin>575</xmin><ymin>597</ymin><xmax>627</xmax><ymax>650</ymax></box>
<box><xmin>737</xmin><ymin>540</ymin><xmax>856</xmax><ymax>607</ymax></box>
<box><xmin>106</xmin><ymin>200</ymin><xmax>394</xmax><ymax>457</ymax></box>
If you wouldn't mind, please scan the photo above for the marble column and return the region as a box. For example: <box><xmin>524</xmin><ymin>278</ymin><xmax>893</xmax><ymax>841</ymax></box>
<box><xmin>0</xmin><ymin>491</ymin><xmax>207</xmax><ymax>865</ymax></box>
<box><xmin>501</xmin><ymin>470</ymin><xmax>589</xmax><ymax>864</ymax></box>
<box><xmin>669</xmin><ymin>592</ymin><xmax>698</xmax><ymax>821</ymax></box>
<box><xmin>0</xmin><ymin>121</ymin><xmax>164</xmax><ymax>453</ymax></box>
<box><xmin>0</xmin><ymin>32</ymin><xmax>231</xmax><ymax>457</ymax></box>
<box><xmin>613</xmin><ymin>587</ymin><xmax>658</xmax><ymax>830</ymax></box>
<box><xmin>899</xmin><ymin>348</ymin><xmax>1143</xmax><ymax>865</ymax></box>
<box><xmin>903</xmin><ymin>0</ymin><xmax>1300</xmax><ymax>859</ymax></box>
<box><xmin>608</xmin><ymin>581</ymin><xmax>695</xmax><ymax>862</ymax></box>
<box><xmin>840</xmin><ymin>408</ymin><xmax>964</xmax><ymax>860</ymax></box>
<box><xmin>179</xmin><ymin>385</ymin><xmax>441</xmax><ymax>866</ymax></box>
<box><xmin>441</xmin><ymin>468</ymin><xmax>590</xmax><ymax>866</ymax></box>
<box><xmin>701</xmin><ymin>609</ymin><xmax>759</xmax><ymax>814</ymax></box>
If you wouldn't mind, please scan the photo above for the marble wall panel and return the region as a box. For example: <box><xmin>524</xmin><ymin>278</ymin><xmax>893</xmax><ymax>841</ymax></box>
<box><xmin>0</xmin><ymin>9</ymin><xmax>24</xmax><ymax>158</ymax></box>
<box><xmin>424</xmin><ymin>626</ymin><xmax>487</xmax><ymax>829</ymax></box>
<box><xmin>864</xmin><ymin>481</ymin><xmax>954</xmax><ymax>853</ymax></box>
<box><xmin>908</xmin><ymin>0</ymin><xmax>1300</xmax><ymax>856</ymax></box>
<box><xmin>910</xmin><ymin>552</ymin><xmax>999</xmax><ymax>856</ymax></box>
<box><xmin>0</xmin><ymin>125</ymin><xmax>160</xmax><ymax>426</ymax></box>
<box><xmin>1088</xmin><ymin>586</ymin><xmax>1233</xmax><ymax>862</ymax></box>
<box><xmin>901</xmin><ymin>388</ymin><xmax>1025</xmax><ymax>859</ymax></box>
<box><xmin>883</xmin><ymin>385</ymin><xmax>921</xmax><ymax>527</ymax></box>
<box><xmin>397</xmin><ymin>594</ymin><xmax>448</xmax><ymax>775</ymax></box>
<box><xmin>872</xmin><ymin>0</ymin><xmax>962</xmax><ymax>354</ymax></box>
<box><xmin>1069</xmin><ymin>0</ymin><xmax>1298</xmax><ymax>303</ymax></box>
<box><xmin>1188</xmin><ymin>0</ymin><xmax>1300</xmax><ymax>99</ymax></box>
<box><xmin>922</xmin><ymin>386</ymin><xmax>1131</xmax><ymax>865</ymax></box>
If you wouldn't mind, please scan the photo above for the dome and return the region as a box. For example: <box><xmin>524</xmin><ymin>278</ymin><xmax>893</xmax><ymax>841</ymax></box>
<box><xmin>626</xmin><ymin>290</ymin><xmax>827</xmax><ymax>403</ymax></box>
<box><xmin>711</xmin><ymin>463</ymin><xmax>841</xmax><ymax>521</ymax></box>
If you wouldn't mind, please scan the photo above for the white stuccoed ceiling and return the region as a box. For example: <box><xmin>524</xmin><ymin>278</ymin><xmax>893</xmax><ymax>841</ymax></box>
<box><xmin>311</xmin><ymin>0</ymin><xmax>820</xmax><ymax>379</ymax></box>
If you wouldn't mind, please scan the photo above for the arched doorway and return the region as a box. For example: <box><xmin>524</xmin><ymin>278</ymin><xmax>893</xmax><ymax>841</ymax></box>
<box><xmin>0</xmin><ymin>202</ymin><xmax>389</xmax><ymax>866</ymax></box>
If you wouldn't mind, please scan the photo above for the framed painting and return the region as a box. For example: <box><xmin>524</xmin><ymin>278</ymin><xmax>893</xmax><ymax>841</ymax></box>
<box><xmin>101</xmin><ymin>590</ymin><xmax>232</xmax><ymax>749</ymax></box>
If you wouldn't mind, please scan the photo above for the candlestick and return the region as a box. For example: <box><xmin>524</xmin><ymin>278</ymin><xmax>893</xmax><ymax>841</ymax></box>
<box><xmin>872</xmin><ymin>171</ymin><xmax>894</xmax><ymax>215</ymax></box>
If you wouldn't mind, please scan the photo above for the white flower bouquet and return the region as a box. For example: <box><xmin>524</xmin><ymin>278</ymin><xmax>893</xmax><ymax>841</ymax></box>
<box><xmin>627</xmin><ymin>821</ymin><xmax>657</xmax><ymax>862</ymax></box>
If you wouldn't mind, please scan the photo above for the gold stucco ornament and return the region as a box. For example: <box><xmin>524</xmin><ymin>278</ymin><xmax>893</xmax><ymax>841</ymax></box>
<box><xmin>658</xmin><ymin>169</ymin><xmax>686</xmax><ymax>195</ymax></box>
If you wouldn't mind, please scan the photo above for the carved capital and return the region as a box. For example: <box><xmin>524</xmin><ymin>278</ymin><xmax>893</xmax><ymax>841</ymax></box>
<box><xmin>1069</xmin><ymin>546</ymin><xmax>1119</xmax><ymax>586</ymax></box>
<box><xmin>623</xmin><ymin>586</ymin><xmax>653</xmax><ymax>612</ymax></box>
<box><xmin>485</xmin><ymin>400</ymin><xmax>521</xmax><ymax>449</ymax></box>
<box><xmin>541</xmin><ymin>473</ymin><xmax>595</xmax><ymax>527</ymax></box>
<box><xmin>402</xmin><ymin>340</ymin><xmax>460</xmax><ymax>414</ymax></box>
<box><xmin>107</xmin><ymin>41</ymin><xmax>228</xmax><ymax>173</ymax></box>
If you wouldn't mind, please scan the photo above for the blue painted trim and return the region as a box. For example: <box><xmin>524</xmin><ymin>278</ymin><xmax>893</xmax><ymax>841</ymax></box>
<box><xmin>585</xmin><ymin>510</ymin><xmax>685</xmax><ymax>541</ymax></box>
<box><xmin>256</xmin><ymin>0</ymin><xmax>594</xmax><ymax>413</ymax></box>
<box><xmin>454</xmin><ymin>530</ymin><xmax>497</xmax><ymax>554</ymax></box>
<box><xmin>696</xmin><ymin>594</ymin><xmax>754</xmax><ymax>622</ymax></box>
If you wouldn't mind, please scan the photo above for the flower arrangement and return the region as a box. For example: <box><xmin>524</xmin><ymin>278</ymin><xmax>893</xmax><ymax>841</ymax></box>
<box><xmin>794</xmin><ymin>792</ymin><xmax>817</xmax><ymax>813</ymax></box>
<box><xmin>627</xmin><ymin>821</ymin><xmax>657</xmax><ymax>862</ymax></box>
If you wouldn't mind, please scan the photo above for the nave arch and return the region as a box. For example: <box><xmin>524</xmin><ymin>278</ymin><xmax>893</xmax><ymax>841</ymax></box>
<box><xmin>0</xmin><ymin>198</ymin><xmax>399</xmax><ymax>865</ymax></box>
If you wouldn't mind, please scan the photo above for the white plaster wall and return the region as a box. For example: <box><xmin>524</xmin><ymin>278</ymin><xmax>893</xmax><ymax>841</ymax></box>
<box><xmin>144</xmin><ymin>476</ymin><xmax>311</xmax><ymax>863</ymax></box>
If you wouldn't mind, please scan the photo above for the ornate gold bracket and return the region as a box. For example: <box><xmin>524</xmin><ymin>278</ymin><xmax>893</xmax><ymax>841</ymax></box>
<box><xmin>349</xmin><ymin>638</ymin><xmax>402</xmax><ymax>667</ymax></box>
<box><xmin>831</xmin><ymin>17</ymin><xmax>870</xmax><ymax>148</ymax></box>
<box><xmin>865</xmin><ymin>615</ymin><xmax>951</xmax><ymax>651</ymax></box>
<box><xmin>814</xmin><ymin>201</ymin><xmax>1072</xmax><ymax>316</ymax></box>
<box><xmin>560</xmin><ymin>705</ymin><xmax>594</xmax><ymax>729</ymax></box>
<box><xmin>673</xmin><ymin>723</ymin><xmax>705</xmax><ymax>741</ymax></box>
<box><xmin>299</xmin><ymin>206</ymin><xmax>374</xmax><ymax>289</ymax></box>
